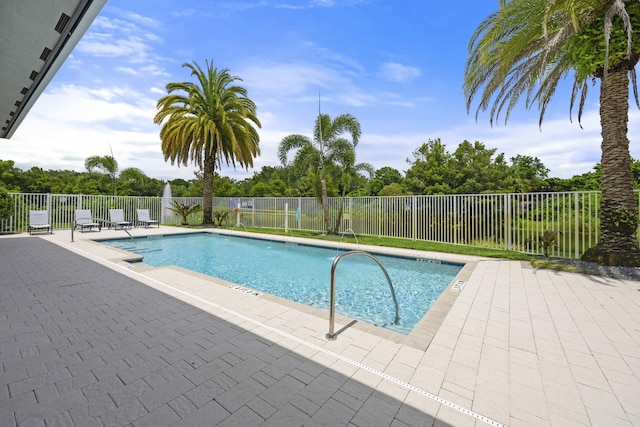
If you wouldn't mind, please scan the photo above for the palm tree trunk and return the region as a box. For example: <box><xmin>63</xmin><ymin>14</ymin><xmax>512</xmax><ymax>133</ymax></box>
<box><xmin>320</xmin><ymin>179</ymin><xmax>331</xmax><ymax>233</ymax></box>
<box><xmin>202</xmin><ymin>152</ymin><xmax>214</xmax><ymax>225</ymax></box>
<box><xmin>582</xmin><ymin>68</ymin><xmax>640</xmax><ymax>266</ymax></box>
<box><xmin>331</xmin><ymin>187</ymin><xmax>347</xmax><ymax>235</ymax></box>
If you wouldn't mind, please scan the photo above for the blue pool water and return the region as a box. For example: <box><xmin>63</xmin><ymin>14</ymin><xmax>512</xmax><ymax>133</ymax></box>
<box><xmin>102</xmin><ymin>233</ymin><xmax>462</xmax><ymax>334</ymax></box>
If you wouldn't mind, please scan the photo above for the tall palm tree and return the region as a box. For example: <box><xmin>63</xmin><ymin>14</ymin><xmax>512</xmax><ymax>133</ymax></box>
<box><xmin>85</xmin><ymin>155</ymin><xmax>119</xmax><ymax>196</ymax></box>
<box><xmin>330</xmin><ymin>149</ymin><xmax>374</xmax><ymax>234</ymax></box>
<box><xmin>464</xmin><ymin>0</ymin><xmax>640</xmax><ymax>266</ymax></box>
<box><xmin>154</xmin><ymin>60</ymin><xmax>261</xmax><ymax>224</ymax></box>
<box><xmin>278</xmin><ymin>113</ymin><xmax>361</xmax><ymax>234</ymax></box>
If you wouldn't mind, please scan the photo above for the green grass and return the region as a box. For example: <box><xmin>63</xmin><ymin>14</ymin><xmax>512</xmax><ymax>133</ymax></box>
<box><xmin>528</xmin><ymin>258</ymin><xmax>586</xmax><ymax>274</ymax></box>
<box><xmin>237</xmin><ymin>226</ymin><xmax>529</xmax><ymax>257</ymax></box>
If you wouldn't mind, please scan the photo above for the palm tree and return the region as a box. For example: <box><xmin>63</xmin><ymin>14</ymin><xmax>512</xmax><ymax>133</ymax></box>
<box><xmin>154</xmin><ymin>60</ymin><xmax>261</xmax><ymax>224</ymax></box>
<box><xmin>464</xmin><ymin>0</ymin><xmax>640</xmax><ymax>266</ymax></box>
<box><xmin>167</xmin><ymin>200</ymin><xmax>202</xmax><ymax>225</ymax></box>
<box><xmin>278</xmin><ymin>113</ymin><xmax>361</xmax><ymax>234</ymax></box>
<box><xmin>330</xmin><ymin>149</ymin><xmax>374</xmax><ymax>234</ymax></box>
<box><xmin>118</xmin><ymin>167</ymin><xmax>158</xmax><ymax>196</ymax></box>
<box><xmin>85</xmin><ymin>155</ymin><xmax>119</xmax><ymax>196</ymax></box>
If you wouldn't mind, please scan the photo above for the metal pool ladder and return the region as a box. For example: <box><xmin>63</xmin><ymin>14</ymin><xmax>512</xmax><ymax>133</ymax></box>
<box><xmin>339</xmin><ymin>228</ymin><xmax>359</xmax><ymax>245</ymax></box>
<box><xmin>71</xmin><ymin>218</ymin><xmax>133</xmax><ymax>242</ymax></box>
<box><xmin>326</xmin><ymin>250</ymin><xmax>400</xmax><ymax>340</ymax></box>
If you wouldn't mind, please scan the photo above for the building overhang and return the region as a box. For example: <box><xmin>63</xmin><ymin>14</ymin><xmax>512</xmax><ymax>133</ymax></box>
<box><xmin>1</xmin><ymin>0</ymin><xmax>108</xmax><ymax>139</ymax></box>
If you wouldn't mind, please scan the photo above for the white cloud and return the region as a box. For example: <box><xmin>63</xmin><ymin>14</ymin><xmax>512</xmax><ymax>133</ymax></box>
<box><xmin>122</xmin><ymin>12</ymin><xmax>163</xmax><ymax>29</ymax></box>
<box><xmin>436</xmin><ymin>110</ymin><xmax>608</xmax><ymax>178</ymax></box>
<box><xmin>171</xmin><ymin>9</ymin><xmax>196</xmax><ymax>18</ymax></box>
<box><xmin>239</xmin><ymin>60</ymin><xmax>426</xmax><ymax>111</ymax></box>
<box><xmin>303</xmin><ymin>42</ymin><xmax>366</xmax><ymax>73</ymax></box>
<box><xmin>6</xmin><ymin>83</ymin><xmax>191</xmax><ymax>181</ymax></box>
<box><xmin>340</xmin><ymin>108</ymin><xmax>624</xmax><ymax>180</ymax></box>
<box><xmin>149</xmin><ymin>86</ymin><xmax>166</xmax><ymax>95</ymax></box>
<box><xmin>378</xmin><ymin>62</ymin><xmax>421</xmax><ymax>83</ymax></box>
<box><xmin>240</xmin><ymin>61</ymin><xmax>348</xmax><ymax>97</ymax></box>
<box><xmin>76</xmin><ymin>15</ymin><xmax>168</xmax><ymax>82</ymax></box>
<box><xmin>79</xmin><ymin>34</ymin><xmax>153</xmax><ymax>58</ymax></box>
<box><xmin>275</xmin><ymin>0</ymin><xmax>366</xmax><ymax>9</ymax></box>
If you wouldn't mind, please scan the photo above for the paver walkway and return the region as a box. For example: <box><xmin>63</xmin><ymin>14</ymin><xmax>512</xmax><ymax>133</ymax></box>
<box><xmin>1</xmin><ymin>231</ymin><xmax>639</xmax><ymax>426</ymax></box>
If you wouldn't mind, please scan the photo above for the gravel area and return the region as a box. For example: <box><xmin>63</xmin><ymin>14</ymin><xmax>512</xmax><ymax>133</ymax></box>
<box><xmin>546</xmin><ymin>257</ymin><xmax>640</xmax><ymax>281</ymax></box>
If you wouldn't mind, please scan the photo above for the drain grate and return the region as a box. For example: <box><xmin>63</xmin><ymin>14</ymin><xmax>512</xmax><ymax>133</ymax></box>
<box><xmin>228</xmin><ymin>285</ymin><xmax>261</xmax><ymax>296</ymax></box>
<box><xmin>416</xmin><ymin>258</ymin><xmax>442</xmax><ymax>264</ymax></box>
<box><xmin>452</xmin><ymin>280</ymin><xmax>466</xmax><ymax>291</ymax></box>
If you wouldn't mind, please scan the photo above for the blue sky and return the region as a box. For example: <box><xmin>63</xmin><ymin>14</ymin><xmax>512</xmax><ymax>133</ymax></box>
<box><xmin>6</xmin><ymin>0</ymin><xmax>640</xmax><ymax>181</ymax></box>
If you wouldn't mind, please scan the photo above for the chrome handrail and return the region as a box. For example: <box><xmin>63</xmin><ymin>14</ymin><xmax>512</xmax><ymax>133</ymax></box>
<box><xmin>233</xmin><ymin>223</ymin><xmax>248</xmax><ymax>232</ymax></box>
<box><xmin>339</xmin><ymin>228</ymin><xmax>359</xmax><ymax>245</ymax></box>
<box><xmin>102</xmin><ymin>219</ymin><xmax>133</xmax><ymax>239</ymax></box>
<box><xmin>71</xmin><ymin>218</ymin><xmax>132</xmax><ymax>242</ymax></box>
<box><xmin>326</xmin><ymin>250</ymin><xmax>400</xmax><ymax>340</ymax></box>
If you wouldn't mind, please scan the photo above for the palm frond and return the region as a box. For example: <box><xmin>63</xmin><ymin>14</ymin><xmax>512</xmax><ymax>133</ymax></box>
<box><xmin>278</xmin><ymin>134</ymin><xmax>312</xmax><ymax>165</ymax></box>
<box><xmin>463</xmin><ymin>0</ymin><xmax>619</xmax><ymax>126</ymax></box>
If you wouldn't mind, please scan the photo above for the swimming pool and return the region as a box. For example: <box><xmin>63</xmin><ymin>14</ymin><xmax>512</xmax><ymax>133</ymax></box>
<box><xmin>102</xmin><ymin>232</ymin><xmax>463</xmax><ymax>335</ymax></box>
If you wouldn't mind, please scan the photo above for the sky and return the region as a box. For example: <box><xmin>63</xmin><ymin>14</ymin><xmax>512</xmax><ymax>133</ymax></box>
<box><xmin>4</xmin><ymin>0</ymin><xmax>640</xmax><ymax>182</ymax></box>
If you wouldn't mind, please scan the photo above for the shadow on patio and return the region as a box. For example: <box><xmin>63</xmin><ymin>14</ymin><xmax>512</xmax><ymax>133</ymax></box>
<box><xmin>0</xmin><ymin>238</ymin><xmax>461</xmax><ymax>426</ymax></box>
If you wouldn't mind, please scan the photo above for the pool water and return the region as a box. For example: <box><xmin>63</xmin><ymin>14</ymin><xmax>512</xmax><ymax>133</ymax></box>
<box><xmin>103</xmin><ymin>233</ymin><xmax>462</xmax><ymax>335</ymax></box>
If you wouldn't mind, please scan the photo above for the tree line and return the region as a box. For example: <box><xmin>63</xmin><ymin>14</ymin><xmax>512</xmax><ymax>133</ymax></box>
<box><xmin>3</xmin><ymin>139</ymin><xmax>638</xmax><ymax>199</ymax></box>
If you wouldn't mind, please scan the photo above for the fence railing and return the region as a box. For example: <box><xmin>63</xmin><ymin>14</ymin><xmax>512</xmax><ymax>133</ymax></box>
<box><xmin>2</xmin><ymin>191</ymin><xmax>632</xmax><ymax>259</ymax></box>
<box><xmin>0</xmin><ymin>193</ymin><xmax>182</xmax><ymax>233</ymax></box>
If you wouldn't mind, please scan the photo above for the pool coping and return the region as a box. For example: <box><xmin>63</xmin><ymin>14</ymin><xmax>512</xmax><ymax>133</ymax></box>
<box><xmin>92</xmin><ymin>228</ymin><xmax>486</xmax><ymax>351</ymax></box>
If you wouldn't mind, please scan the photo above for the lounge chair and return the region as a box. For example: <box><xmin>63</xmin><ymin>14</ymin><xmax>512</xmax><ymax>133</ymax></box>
<box><xmin>74</xmin><ymin>209</ymin><xmax>101</xmax><ymax>232</ymax></box>
<box><xmin>28</xmin><ymin>210</ymin><xmax>52</xmax><ymax>235</ymax></box>
<box><xmin>136</xmin><ymin>209</ymin><xmax>159</xmax><ymax>228</ymax></box>
<box><xmin>109</xmin><ymin>209</ymin><xmax>132</xmax><ymax>229</ymax></box>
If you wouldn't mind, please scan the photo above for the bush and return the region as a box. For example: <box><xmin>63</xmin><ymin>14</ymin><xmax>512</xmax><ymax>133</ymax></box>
<box><xmin>213</xmin><ymin>209</ymin><xmax>229</xmax><ymax>226</ymax></box>
<box><xmin>0</xmin><ymin>189</ymin><xmax>12</xmax><ymax>220</ymax></box>
<box><xmin>168</xmin><ymin>201</ymin><xmax>202</xmax><ymax>225</ymax></box>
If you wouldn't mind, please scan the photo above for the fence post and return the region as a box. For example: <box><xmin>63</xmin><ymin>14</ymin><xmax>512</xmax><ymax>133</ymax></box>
<box><xmin>348</xmin><ymin>197</ymin><xmax>352</xmax><ymax>233</ymax></box>
<box><xmin>412</xmin><ymin>195</ymin><xmax>417</xmax><ymax>241</ymax></box>
<box><xmin>252</xmin><ymin>199</ymin><xmax>255</xmax><ymax>228</ymax></box>
<box><xmin>284</xmin><ymin>203</ymin><xmax>289</xmax><ymax>233</ymax></box>
<box><xmin>504</xmin><ymin>194</ymin><xmax>512</xmax><ymax>250</ymax></box>
<box><xmin>378</xmin><ymin>197</ymin><xmax>381</xmax><ymax>238</ymax></box>
<box><xmin>574</xmin><ymin>192</ymin><xmax>580</xmax><ymax>259</ymax></box>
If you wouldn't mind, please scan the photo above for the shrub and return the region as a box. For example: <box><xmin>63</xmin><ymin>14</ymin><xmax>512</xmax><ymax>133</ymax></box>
<box><xmin>168</xmin><ymin>201</ymin><xmax>202</xmax><ymax>225</ymax></box>
<box><xmin>213</xmin><ymin>209</ymin><xmax>229</xmax><ymax>226</ymax></box>
<box><xmin>0</xmin><ymin>189</ymin><xmax>12</xmax><ymax>220</ymax></box>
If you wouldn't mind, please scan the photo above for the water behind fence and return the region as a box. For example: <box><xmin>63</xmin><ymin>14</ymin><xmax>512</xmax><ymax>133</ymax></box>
<box><xmin>1</xmin><ymin>191</ymin><xmax>629</xmax><ymax>259</ymax></box>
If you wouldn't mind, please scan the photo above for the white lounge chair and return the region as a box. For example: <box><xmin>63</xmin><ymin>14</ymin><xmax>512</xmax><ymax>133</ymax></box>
<box><xmin>136</xmin><ymin>209</ymin><xmax>159</xmax><ymax>228</ymax></box>
<box><xmin>74</xmin><ymin>209</ymin><xmax>101</xmax><ymax>232</ymax></box>
<box><xmin>109</xmin><ymin>209</ymin><xmax>132</xmax><ymax>229</ymax></box>
<box><xmin>28</xmin><ymin>210</ymin><xmax>52</xmax><ymax>235</ymax></box>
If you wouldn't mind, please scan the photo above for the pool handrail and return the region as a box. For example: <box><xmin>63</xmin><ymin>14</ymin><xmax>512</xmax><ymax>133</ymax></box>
<box><xmin>326</xmin><ymin>250</ymin><xmax>400</xmax><ymax>340</ymax></box>
<box><xmin>71</xmin><ymin>218</ymin><xmax>133</xmax><ymax>242</ymax></box>
<box><xmin>233</xmin><ymin>223</ymin><xmax>248</xmax><ymax>232</ymax></box>
<box><xmin>339</xmin><ymin>228</ymin><xmax>359</xmax><ymax>245</ymax></box>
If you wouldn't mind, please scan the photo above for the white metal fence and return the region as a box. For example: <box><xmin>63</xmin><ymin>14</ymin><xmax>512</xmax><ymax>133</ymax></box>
<box><xmin>1</xmin><ymin>191</ymin><xmax>627</xmax><ymax>259</ymax></box>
